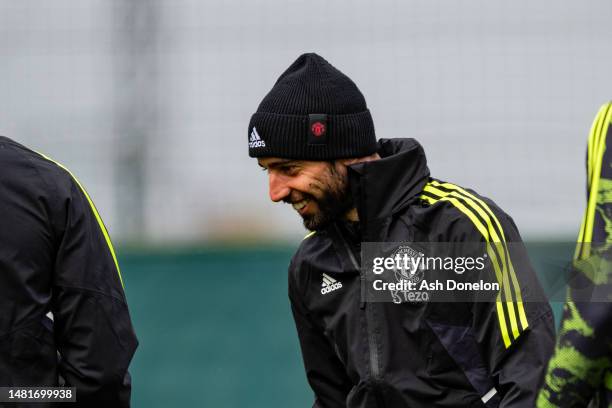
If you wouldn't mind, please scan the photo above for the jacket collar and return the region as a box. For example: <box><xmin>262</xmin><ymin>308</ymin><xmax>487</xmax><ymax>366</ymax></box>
<box><xmin>345</xmin><ymin>138</ymin><xmax>430</xmax><ymax>240</ymax></box>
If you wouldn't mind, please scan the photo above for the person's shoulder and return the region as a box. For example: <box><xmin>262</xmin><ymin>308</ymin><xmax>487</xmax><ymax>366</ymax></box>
<box><xmin>416</xmin><ymin>177</ymin><xmax>517</xmax><ymax>241</ymax></box>
<box><xmin>290</xmin><ymin>229</ymin><xmax>332</xmax><ymax>269</ymax></box>
<box><xmin>288</xmin><ymin>228</ymin><xmax>340</xmax><ymax>288</ymax></box>
<box><xmin>0</xmin><ymin>136</ymin><xmax>74</xmax><ymax>194</ymax></box>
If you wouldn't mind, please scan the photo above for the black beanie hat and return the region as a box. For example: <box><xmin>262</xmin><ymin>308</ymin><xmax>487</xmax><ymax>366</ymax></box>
<box><xmin>248</xmin><ymin>53</ymin><xmax>377</xmax><ymax>160</ymax></box>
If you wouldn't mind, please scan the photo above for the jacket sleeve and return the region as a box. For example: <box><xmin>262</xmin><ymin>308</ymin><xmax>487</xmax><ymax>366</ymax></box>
<box><xmin>537</xmin><ymin>258</ymin><xmax>612</xmax><ymax>407</ymax></box>
<box><xmin>289</xmin><ymin>258</ymin><xmax>352</xmax><ymax>408</ymax></box>
<box><xmin>50</xmin><ymin>172</ymin><xmax>138</xmax><ymax>407</ymax></box>
<box><xmin>470</xmin><ymin>211</ymin><xmax>555</xmax><ymax>407</ymax></box>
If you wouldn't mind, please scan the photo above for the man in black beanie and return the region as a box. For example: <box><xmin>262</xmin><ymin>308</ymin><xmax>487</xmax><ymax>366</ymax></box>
<box><xmin>249</xmin><ymin>53</ymin><xmax>555</xmax><ymax>407</ymax></box>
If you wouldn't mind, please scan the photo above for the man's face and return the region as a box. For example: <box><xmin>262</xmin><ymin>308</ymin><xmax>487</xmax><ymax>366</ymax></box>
<box><xmin>258</xmin><ymin>157</ymin><xmax>353</xmax><ymax>231</ymax></box>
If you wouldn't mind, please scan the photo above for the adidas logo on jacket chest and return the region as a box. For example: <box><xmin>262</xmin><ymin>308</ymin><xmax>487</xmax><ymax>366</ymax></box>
<box><xmin>321</xmin><ymin>273</ymin><xmax>343</xmax><ymax>295</ymax></box>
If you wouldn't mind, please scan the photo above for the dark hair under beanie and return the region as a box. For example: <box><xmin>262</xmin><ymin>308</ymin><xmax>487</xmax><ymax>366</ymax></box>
<box><xmin>248</xmin><ymin>53</ymin><xmax>377</xmax><ymax>160</ymax></box>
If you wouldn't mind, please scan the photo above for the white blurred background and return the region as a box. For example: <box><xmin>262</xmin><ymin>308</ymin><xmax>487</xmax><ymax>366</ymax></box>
<box><xmin>1</xmin><ymin>0</ymin><xmax>611</xmax><ymax>244</ymax></box>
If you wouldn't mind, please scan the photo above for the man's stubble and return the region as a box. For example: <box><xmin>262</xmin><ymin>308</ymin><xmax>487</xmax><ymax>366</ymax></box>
<box><xmin>300</xmin><ymin>162</ymin><xmax>354</xmax><ymax>231</ymax></box>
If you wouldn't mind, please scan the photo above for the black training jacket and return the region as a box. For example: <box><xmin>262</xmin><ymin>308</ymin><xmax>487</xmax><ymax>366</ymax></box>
<box><xmin>289</xmin><ymin>138</ymin><xmax>555</xmax><ymax>408</ymax></box>
<box><xmin>0</xmin><ymin>136</ymin><xmax>138</xmax><ymax>407</ymax></box>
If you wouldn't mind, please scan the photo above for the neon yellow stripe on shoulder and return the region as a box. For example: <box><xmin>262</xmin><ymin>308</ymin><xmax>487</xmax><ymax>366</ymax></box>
<box><xmin>428</xmin><ymin>179</ymin><xmax>529</xmax><ymax>332</ymax></box>
<box><xmin>303</xmin><ymin>231</ymin><xmax>317</xmax><ymax>240</ymax></box>
<box><xmin>577</xmin><ymin>103</ymin><xmax>610</xmax><ymax>258</ymax></box>
<box><xmin>35</xmin><ymin>151</ymin><xmax>124</xmax><ymax>288</ymax></box>
<box><xmin>577</xmin><ymin>102</ymin><xmax>612</xmax><ymax>260</ymax></box>
<box><xmin>422</xmin><ymin>182</ymin><xmax>528</xmax><ymax>348</ymax></box>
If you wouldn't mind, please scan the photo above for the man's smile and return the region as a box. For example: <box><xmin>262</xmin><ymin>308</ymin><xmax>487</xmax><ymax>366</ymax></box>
<box><xmin>292</xmin><ymin>198</ymin><xmax>310</xmax><ymax>214</ymax></box>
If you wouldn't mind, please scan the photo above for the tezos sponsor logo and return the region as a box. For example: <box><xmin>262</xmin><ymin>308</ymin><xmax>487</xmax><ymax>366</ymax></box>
<box><xmin>391</xmin><ymin>245</ymin><xmax>427</xmax><ymax>304</ymax></box>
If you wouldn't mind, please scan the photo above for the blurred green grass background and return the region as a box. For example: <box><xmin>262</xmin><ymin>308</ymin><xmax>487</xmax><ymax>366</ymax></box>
<box><xmin>121</xmin><ymin>242</ymin><xmax>570</xmax><ymax>407</ymax></box>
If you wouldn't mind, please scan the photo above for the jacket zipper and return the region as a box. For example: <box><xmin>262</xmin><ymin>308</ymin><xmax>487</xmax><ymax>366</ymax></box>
<box><xmin>335</xmin><ymin>225</ymin><xmax>381</xmax><ymax>381</ymax></box>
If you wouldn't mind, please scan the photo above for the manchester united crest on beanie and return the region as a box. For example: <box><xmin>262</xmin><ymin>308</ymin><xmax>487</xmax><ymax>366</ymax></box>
<box><xmin>248</xmin><ymin>53</ymin><xmax>377</xmax><ymax>160</ymax></box>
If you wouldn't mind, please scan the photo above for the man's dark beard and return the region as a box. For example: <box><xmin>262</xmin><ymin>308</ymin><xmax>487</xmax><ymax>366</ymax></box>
<box><xmin>302</xmin><ymin>166</ymin><xmax>354</xmax><ymax>231</ymax></box>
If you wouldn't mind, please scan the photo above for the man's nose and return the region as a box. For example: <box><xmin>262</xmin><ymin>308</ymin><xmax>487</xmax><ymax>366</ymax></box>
<box><xmin>268</xmin><ymin>172</ymin><xmax>291</xmax><ymax>202</ymax></box>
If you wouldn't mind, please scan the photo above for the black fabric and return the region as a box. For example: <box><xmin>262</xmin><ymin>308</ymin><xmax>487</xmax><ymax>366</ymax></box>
<box><xmin>0</xmin><ymin>136</ymin><xmax>138</xmax><ymax>407</ymax></box>
<box><xmin>288</xmin><ymin>138</ymin><xmax>555</xmax><ymax>407</ymax></box>
<box><xmin>427</xmin><ymin>320</ymin><xmax>501</xmax><ymax>408</ymax></box>
<box><xmin>248</xmin><ymin>53</ymin><xmax>377</xmax><ymax>159</ymax></box>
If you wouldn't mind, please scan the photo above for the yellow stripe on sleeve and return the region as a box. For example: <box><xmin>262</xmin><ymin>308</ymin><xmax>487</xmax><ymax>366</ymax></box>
<box><xmin>429</xmin><ymin>180</ymin><xmax>529</xmax><ymax>332</ymax></box>
<box><xmin>577</xmin><ymin>102</ymin><xmax>612</xmax><ymax>260</ymax></box>
<box><xmin>421</xmin><ymin>190</ymin><xmax>513</xmax><ymax>347</ymax></box>
<box><xmin>421</xmin><ymin>181</ymin><xmax>529</xmax><ymax>348</ymax></box>
<box><xmin>35</xmin><ymin>151</ymin><xmax>125</xmax><ymax>288</ymax></box>
<box><xmin>303</xmin><ymin>231</ymin><xmax>317</xmax><ymax>240</ymax></box>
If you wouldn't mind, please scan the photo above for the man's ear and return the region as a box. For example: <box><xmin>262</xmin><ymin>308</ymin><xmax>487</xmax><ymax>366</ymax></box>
<box><xmin>337</xmin><ymin>157</ymin><xmax>359</xmax><ymax>166</ymax></box>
